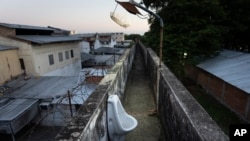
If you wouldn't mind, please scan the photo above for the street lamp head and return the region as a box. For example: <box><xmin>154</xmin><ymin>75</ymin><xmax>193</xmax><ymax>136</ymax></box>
<box><xmin>116</xmin><ymin>1</ymin><xmax>141</xmax><ymax>15</ymax></box>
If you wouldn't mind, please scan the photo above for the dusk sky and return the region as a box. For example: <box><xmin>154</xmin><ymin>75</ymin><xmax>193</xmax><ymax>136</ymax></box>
<box><xmin>0</xmin><ymin>0</ymin><xmax>150</xmax><ymax>35</ymax></box>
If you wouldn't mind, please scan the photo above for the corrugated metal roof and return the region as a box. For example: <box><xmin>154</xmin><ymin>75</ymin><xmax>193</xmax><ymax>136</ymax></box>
<box><xmin>3</xmin><ymin>76</ymin><xmax>78</xmax><ymax>99</ymax></box>
<box><xmin>95</xmin><ymin>55</ymin><xmax>114</xmax><ymax>63</ymax></box>
<box><xmin>0</xmin><ymin>23</ymin><xmax>54</xmax><ymax>31</ymax></box>
<box><xmin>92</xmin><ymin>47</ymin><xmax>120</xmax><ymax>54</ymax></box>
<box><xmin>0</xmin><ymin>98</ymin><xmax>38</xmax><ymax>121</ymax></box>
<box><xmin>81</xmin><ymin>52</ymin><xmax>95</xmax><ymax>61</ymax></box>
<box><xmin>14</xmin><ymin>35</ymin><xmax>82</xmax><ymax>44</ymax></box>
<box><xmin>0</xmin><ymin>45</ymin><xmax>18</xmax><ymax>51</ymax></box>
<box><xmin>198</xmin><ymin>49</ymin><xmax>250</xmax><ymax>94</ymax></box>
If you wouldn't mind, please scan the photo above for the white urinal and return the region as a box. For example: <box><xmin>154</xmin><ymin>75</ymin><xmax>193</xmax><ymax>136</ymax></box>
<box><xmin>107</xmin><ymin>95</ymin><xmax>137</xmax><ymax>141</ymax></box>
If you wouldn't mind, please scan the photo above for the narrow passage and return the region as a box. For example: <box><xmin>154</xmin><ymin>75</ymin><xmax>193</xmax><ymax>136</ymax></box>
<box><xmin>124</xmin><ymin>46</ymin><xmax>162</xmax><ymax>141</ymax></box>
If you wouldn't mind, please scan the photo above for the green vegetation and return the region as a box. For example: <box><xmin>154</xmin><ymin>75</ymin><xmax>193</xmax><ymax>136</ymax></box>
<box><xmin>141</xmin><ymin>0</ymin><xmax>250</xmax><ymax>77</ymax></box>
<box><xmin>140</xmin><ymin>0</ymin><xmax>250</xmax><ymax>135</ymax></box>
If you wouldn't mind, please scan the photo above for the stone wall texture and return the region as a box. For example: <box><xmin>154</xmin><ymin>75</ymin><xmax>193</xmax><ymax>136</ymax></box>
<box><xmin>140</xmin><ymin>43</ymin><xmax>229</xmax><ymax>141</ymax></box>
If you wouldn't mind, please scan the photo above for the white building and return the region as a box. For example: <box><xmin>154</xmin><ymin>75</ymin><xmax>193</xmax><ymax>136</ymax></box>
<box><xmin>0</xmin><ymin>23</ymin><xmax>83</xmax><ymax>76</ymax></box>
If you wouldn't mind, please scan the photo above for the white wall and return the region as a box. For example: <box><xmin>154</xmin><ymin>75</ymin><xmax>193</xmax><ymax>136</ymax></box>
<box><xmin>94</xmin><ymin>37</ymin><xmax>101</xmax><ymax>49</ymax></box>
<box><xmin>32</xmin><ymin>42</ymin><xmax>81</xmax><ymax>76</ymax></box>
<box><xmin>0</xmin><ymin>36</ymin><xmax>35</xmax><ymax>75</ymax></box>
<box><xmin>80</xmin><ymin>41</ymin><xmax>90</xmax><ymax>53</ymax></box>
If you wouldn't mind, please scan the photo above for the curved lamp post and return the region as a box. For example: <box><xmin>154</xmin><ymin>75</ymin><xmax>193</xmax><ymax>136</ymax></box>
<box><xmin>114</xmin><ymin>0</ymin><xmax>164</xmax><ymax>66</ymax></box>
<box><xmin>113</xmin><ymin>0</ymin><xmax>164</xmax><ymax>112</ymax></box>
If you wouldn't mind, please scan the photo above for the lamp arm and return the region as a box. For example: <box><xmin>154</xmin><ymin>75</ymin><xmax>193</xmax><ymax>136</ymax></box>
<box><xmin>129</xmin><ymin>0</ymin><xmax>164</xmax><ymax>28</ymax></box>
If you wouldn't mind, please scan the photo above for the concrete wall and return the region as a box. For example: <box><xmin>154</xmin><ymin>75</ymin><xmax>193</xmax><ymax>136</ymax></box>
<box><xmin>0</xmin><ymin>49</ymin><xmax>24</xmax><ymax>84</ymax></box>
<box><xmin>0</xmin><ymin>36</ymin><xmax>81</xmax><ymax>76</ymax></box>
<box><xmin>33</xmin><ymin>42</ymin><xmax>81</xmax><ymax>76</ymax></box>
<box><xmin>0</xmin><ymin>26</ymin><xmax>16</xmax><ymax>36</ymax></box>
<box><xmin>139</xmin><ymin>43</ymin><xmax>229</xmax><ymax>141</ymax></box>
<box><xmin>56</xmin><ymin>46</ymin><xmax>135</xmax><ymax>141</ymax></box>
<box><xmin>0</xmin><ymin>36</ymin><xmax>34</xmax><ymax>75</ymax></box>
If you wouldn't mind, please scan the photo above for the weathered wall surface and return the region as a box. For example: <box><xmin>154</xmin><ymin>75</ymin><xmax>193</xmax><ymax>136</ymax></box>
<box><xmin>0</xmin><ymin>36</ymin><xmax>35</xmax><ymax>75</ymax></box>
<box><xmin>33</xmin><ymin>42</ymin><xmax>81</xmax><ymax>76</ymax></box>
<box><xmin>139</xmin><ymin>43</ymin><xmax>229</xmax><ymax>141</ymax></box>
<box><xmin>0</xmin><ymin>49</ymin><xmax>24</xmax><ymax>84</ymax></box>
<box><xmin>56</xmin><ymin>46</ymin><xmax>135</xmax><ymax>141</ymax></box>
<box><xmin>0</xmin><ymin>26</ymin><xmax>16</xmax><ymax>36</ymax></box>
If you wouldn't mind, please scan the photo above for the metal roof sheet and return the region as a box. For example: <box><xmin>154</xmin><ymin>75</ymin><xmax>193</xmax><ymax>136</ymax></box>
<box><xmin>14</xmin><ymin>35</ymin><xmax>82</xmax><ymax>44</ymax></box>
<box><xmin>0</xmin><ymin>98</ymin><xmax>38</xmax><ymax>121</ymax></box>
<box><xmin>0</xmin><ymin>45</ymin><xmax>18</xmax><ymax>51</ymax></box>
<box><xmin>81</xmin><ymin>52</ymin><xmax>95</xmax><ymax>61</ymax></box>
<box><xmin>198</xmin><ymin>49</ymin><xmax>250</xmax><ymax>94</ymax></box>
<box><xmin>92</xmin><ymin>47</ymin><xmax>121</xmax><ymax>54</ymax></box>
<box><xmin>2</xmin><ymin>76</ymin><xmax>78</xmax><ymax>99</ymax></box>
<box><xmin>0</xmin><ymin>23</ymin><xmax>54</xmax><ymax>31</ymax></box>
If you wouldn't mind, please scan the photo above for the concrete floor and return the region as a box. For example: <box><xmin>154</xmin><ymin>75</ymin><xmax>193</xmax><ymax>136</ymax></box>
<box><xmin>123</xmin><ymin>46</ymin><xmax>162</xmax><ymax>141</ymax></box>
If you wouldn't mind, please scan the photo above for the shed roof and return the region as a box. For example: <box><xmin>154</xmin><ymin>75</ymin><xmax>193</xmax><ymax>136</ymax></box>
<box><xmin>0</xmin><ymin>45</ymin><xmax>18</xmax><ymax>51</ymax></box>
<box><xmin>0</xmin><ymin>23</ymin><xmax>54</xmax><ymax>31</ymax></box>
<box><xmin>92</xmin><ymin>47</ymin><xmax>121</xmax><ymax>54</ymax></box>
<box><xmin>198</xmin><ymin>49</ymin><xmax>250</xmax><ymax>94</ymax></box>
<box><xmin>0</xmin><ymin>98</ymin><xmax>38</xmax><ymax>121</ymax></box>
<box><xmin>14</xmin><ymin>35</ymin><xmax>82</xmax><ymax>44</ymax></box>
<box><xmin>2</xmin><ymin>76</ymin><xmax>78</xmax><ymax>99</ymax></box>
<box><xmin>81</xmin><ymin>52</ymin><xmax>95</xmax><ymax>62</ymax></box>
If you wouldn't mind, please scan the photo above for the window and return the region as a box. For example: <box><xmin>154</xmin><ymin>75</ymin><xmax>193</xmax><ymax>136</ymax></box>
<box><xmin>48</xmin><ymin>54</ymin><xmax>54</xmax><ymax>65</ymax></box>
<box><xmin>70</xmin><ymin>50</ymin><xmax>74</xmax><ymax>58</ymax></box>
<box><xmin>65</xmin><ymin>51</ymin><xmax>69</xmax><ymax>59</ymax></box>
<box><xmin>58</xmin><ymin>52</ymin><xmax>63</xmax><ymax>62</ymax></box>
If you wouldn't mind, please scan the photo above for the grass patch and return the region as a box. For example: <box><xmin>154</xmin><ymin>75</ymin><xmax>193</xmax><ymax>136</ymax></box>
<box><xmin>182</xmin><ymin>78</ymin><xmax>247</xmax><ymax>135</ymax></box>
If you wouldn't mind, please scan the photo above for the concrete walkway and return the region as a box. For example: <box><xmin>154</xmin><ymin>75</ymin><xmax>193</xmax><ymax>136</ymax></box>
<box><xmin>123</xmin><ymin>46</ymin><xmax>162</xmax><ymax>141</ymax></box>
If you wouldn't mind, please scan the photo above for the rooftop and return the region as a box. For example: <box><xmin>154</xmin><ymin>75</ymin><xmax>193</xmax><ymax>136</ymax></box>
<box><xmin>0</xmin><ymin>98</ymin><xmax>38</xmax><ymax>121</ymax></box>
<box><xmin>0</xmin><ymin>45</ymin><xmax>18</xmax><ymax>51</ymax></box>
<box><xmin>198</xmin><ymin>49</ymin><xmax>250</xmax><ymax>94</ymax></box>
<box><xmin>2</xmin><ymin>76</ymin><xmax>78</xmax><ymax>99</ymax></box>
<box><xmin>0</xmin><ymin>23</ymin><xmax>54</xmax><ymax>31</ymax></box>
<box><xmin>13</xmin><ymin>35</ymin><xmax>82</xmax><ymax>44</ymax></box>
<box><xmin>92</xmin><ymin>47</ymin><xmax>124</xmax><ymax>55</ymax></box>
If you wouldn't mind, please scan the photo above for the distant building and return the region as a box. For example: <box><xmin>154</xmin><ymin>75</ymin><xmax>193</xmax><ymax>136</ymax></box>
<box><xmin>0</xmin><ymin>23</ymin><xmax>82</xmax><ymax>77</ymax></box>
<box><xmin>75</xmin><ymin>32</ymin><xmax>124</xmax><ymax>51</ymax></box>
<box><xmin>0</xmin><ymin>45</ymin><xmax>23</xmax><ymax>84</ymax></box>
<box><xmin>110</xmin><ymin>32</ymin><xmax>124</xmax><ymax>42</ymax></box>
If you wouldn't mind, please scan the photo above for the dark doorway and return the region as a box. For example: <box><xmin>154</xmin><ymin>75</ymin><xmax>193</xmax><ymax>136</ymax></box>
<box><xmin>19</xmin><ymin>59</ymin><xmax>25</xmax><ymax>70</ymax></box>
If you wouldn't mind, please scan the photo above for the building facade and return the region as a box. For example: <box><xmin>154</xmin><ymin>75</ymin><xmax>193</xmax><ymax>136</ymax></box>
<box><xmin>0</xmin><ymin>23</ymin><xmax>82</xmax><ymax>77</ymax></box>
<box><xmin>0</xmin><ymin>45</ymin><xmax>23</xmax><ymax>84</ymax></box>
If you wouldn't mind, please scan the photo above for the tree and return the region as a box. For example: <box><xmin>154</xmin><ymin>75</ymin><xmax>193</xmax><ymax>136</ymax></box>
<box><xmin>220</xmin><ymin>0</ymin><xmax>250</xmax><ymax>51</ymax></box>
<box><xmin>125</xmin><ymin>34</ymin><xmax>141</xmax><ymax>41</ymax></box>
<box><xmin>142</xmin><ymin>0</ymin><xmax>225</xmax><ymax>77</ymax></box>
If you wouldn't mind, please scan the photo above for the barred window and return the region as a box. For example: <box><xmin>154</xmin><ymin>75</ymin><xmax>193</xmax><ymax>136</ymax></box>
<box><xmin>65</xmin><ymin>51</ymin><xmax>69</xmax><ymax>59</ymax></box>
<box><xmin>48</xmin><ymin>54</ymin><xmax>54</xmax><ymax>65</ymax></box>
<box><xmin>58</xmin><ymin>52</ymin><xmax>63</xmax><ymax>62</ymax></box>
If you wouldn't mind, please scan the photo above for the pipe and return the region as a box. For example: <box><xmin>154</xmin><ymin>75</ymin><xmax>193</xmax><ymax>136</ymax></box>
<box><xmin>68</xmin><ymin>90</ymin><xmax>73</xmax><ymax>117</ymax></box>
